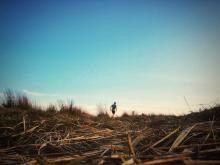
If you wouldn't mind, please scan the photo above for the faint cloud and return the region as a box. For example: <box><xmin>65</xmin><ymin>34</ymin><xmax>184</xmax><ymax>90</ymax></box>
<box><xmin>23</xmin><ymin>89</ymin><xmax>46</xmax><ymax>96</ymax></box>
<box><xmin>22</xmin><ymin>89</ymin><xmax>57</xmax><ymax>97</ymax></box>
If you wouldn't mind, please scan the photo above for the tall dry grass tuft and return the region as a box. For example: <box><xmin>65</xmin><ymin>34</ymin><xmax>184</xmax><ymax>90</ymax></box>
<box><xmin>1</xmin><ymin>89</ymin><xmax>32</xmax><ymax>109</ymax></box>
<box><xmin>17</xmin><ymin>95</ymin><xmax>32</xmax><ymax>109</ymax></box>
<box><xmin>96</xmin><ymin>104</ymin><xmax>110</xmax><ymax>122</ymax></box>
<box><xmin>46</xmin><ymin>104</ymin><xmax>57</xmax><ymax>114</ymax></box>
<box><xmin>58</xmin><ymin>100</ymin><xmax>90</xmax><ymax>118</ymax></box>
<box><xmin>1</xmin><ymin>89</ymin><xmax>16</xmax><ymax>108</ymax></box>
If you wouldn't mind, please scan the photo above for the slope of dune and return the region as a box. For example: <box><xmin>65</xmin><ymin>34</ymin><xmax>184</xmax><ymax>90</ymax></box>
<box><xmin>0</xmin><ymin>105</ymin><xmax>220</xmax><ymax>165</ymax></box>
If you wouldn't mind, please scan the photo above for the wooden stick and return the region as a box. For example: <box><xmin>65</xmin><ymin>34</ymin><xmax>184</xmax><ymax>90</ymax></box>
<box><xmin>184</xmin><ymin>159</ymin><xmax>220</xmax><ymax>165</ymax></box>
<box><xmin>127</xmin><ymin>131</ymin><xmax>140</xmax><ymax>163</ymax></box>
<box><xmin>137</xmin><ymin>156</ymin><xmax>186</xmax><ymax>165</ymax></box>
<box><xmin>151</xmin><ymin>127</ymin><xmax>180</xmax><ymax>148</ymax></box>
<box><xmin>23</xmin><ymin>115</ymin><xmax>26</xmax><ymax>132</ymax></box>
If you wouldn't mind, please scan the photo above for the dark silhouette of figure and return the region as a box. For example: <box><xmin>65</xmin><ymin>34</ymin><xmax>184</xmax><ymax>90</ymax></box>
<box><xmin>110</xmin><ymin>102</ymin><xmax>117</xmax><ymax>117</ymax></box>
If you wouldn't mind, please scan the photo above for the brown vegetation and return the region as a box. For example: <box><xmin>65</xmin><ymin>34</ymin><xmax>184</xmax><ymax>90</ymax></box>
<box><xmin>0</xmin><ymin>90</ymin><xmax>220</xmax><ymax>165</ymax></box>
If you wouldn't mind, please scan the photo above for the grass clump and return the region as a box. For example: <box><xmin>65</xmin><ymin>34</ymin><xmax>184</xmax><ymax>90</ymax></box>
<box><xmin>1</xmin><ymin>89</ymin><xmax>32</xmax><ymax>109</ymax></box>
<box><xmin>46</xmin><ymin>104</ymin><xmax>57</xmax><ymax>114</ymax></box>
<box><xmin>58</xmin><ymin>101</ymin><xmax>90</xmax><ymax>119</ymax></box>
<box><xmin>96</xmin><ymin>104</ymin><xmax>110</xmax><ymax>120</ymax></box>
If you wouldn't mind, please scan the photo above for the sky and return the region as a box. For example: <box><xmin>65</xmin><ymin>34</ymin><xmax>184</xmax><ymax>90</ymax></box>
<box><xmin>0</xmin><ymin>0</ymin><xmax>220</xmax><ymax>115</ymax></box>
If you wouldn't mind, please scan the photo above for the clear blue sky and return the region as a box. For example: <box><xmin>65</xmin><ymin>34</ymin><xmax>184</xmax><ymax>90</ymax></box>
<box><xmin>1</xmin><ymin>0</ymin><xmax>220</xmax><ymax>115</ymax></box>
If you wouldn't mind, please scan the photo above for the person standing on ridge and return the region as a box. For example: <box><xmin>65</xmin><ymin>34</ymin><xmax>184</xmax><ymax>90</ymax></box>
<box><xmin>110</xmin><ymin>102</ymin><xmax>117</xmax><ymax>117</ymax></box>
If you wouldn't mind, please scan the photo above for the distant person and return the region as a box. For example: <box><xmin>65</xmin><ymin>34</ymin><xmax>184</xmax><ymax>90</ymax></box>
<box><xmin>110</xmin><ymin>102</ymin><xmax>117</xmax><ymax>117</ymax></box>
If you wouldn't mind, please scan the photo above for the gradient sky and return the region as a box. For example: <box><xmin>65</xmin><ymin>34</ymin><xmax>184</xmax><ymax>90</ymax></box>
<box><xmin>1</xmin><ymin>0</ymin><xmax>220</xmax><ymax>115</ymax></box>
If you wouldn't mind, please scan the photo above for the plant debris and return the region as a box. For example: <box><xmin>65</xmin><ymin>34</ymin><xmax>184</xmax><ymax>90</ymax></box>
<box><xmin>0</xmin><ymin>105</ymin><xmax>220</xmax><ymax>165</ymax></box>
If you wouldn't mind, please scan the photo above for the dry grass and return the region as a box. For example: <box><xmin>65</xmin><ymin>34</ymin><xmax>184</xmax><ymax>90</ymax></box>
<box><xmin>0</xmin><ymin>91</ymin><xmax>220</xmax><ymax>165</ymax></box>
